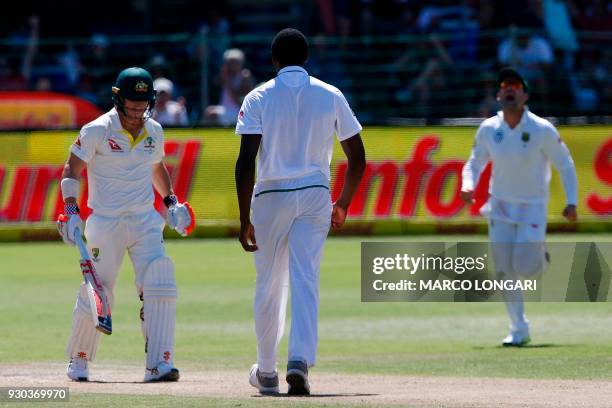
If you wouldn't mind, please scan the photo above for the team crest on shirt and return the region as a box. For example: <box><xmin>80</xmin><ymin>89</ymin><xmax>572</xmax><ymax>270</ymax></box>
<box><xmin>108</xmin><ymin>138</ymin><xmax>123</xmax><ymax>151</ymax></box>
<box><xmin>521</xmin><ymin>132</ymin><xmax>530</xmax><ymax>148</ymax></box>
<box><xmin>92</xmin><ymin>248</ymin><xmax>100</xmax><ymax>262</ymax></box>
<box><xmin>144</xmin><ymin>136</ymin><xmax>155</xmax><ymax>153</ymax></box>
<box><xmin>494</xmin><ymin>129</ymin><xmax>504</xmax><ymax>144</ymax></box>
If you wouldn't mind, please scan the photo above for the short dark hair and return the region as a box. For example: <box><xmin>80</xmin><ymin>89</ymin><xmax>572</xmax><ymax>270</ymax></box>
<box><xmin>271</xmin><ymin>28</ymin><xmax>308</xmax><ymax>67</ymax></box>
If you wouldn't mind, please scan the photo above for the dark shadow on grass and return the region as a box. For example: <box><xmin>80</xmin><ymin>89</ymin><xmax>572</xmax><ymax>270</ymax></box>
<box><xmin>506</xmin><ymin>343</ymin><xmax>575</xmax><ymax>349</ymax></box>
<box><xmin>253</xmin><ymin>393</ymin><xmax>379</xmax><ymax>398</ymax></box>
<box><xmin>472</xmin><ymin>343</ymin><xmax>578</xmax><ymax>350</ymax></box>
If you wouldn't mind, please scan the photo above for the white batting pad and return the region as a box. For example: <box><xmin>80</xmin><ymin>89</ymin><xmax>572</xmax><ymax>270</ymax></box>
<box><xmin>512</xmin><ymin>243</ymin><xmax>548</xmax><ymax>277</ymax></box>
<box><xmin>143</xmin><ymin>257</ymin><xmax>177</xmax><ymax>370</ymax></box>
<box><xmin>65</xmin><ymin>283</ymin><xmax>102</xmax><ymax>361</ymax></box>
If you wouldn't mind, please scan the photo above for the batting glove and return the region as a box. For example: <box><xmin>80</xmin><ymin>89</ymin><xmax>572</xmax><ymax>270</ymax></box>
<box><xmin>57</xmin><ymin>203</ymin><xmax>83</xmax><ymax>246</ymax></box>
<box><xmin>165</xmin><ymin>195</ymin><xmax>195</xmax><ymax>237</ymax></box>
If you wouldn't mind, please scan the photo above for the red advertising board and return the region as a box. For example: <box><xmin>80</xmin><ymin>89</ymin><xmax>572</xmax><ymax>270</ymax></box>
<box><xmin>0</xmin><ymin>92</ymin><xmax>102</xmax><ymax>130</ymax></box>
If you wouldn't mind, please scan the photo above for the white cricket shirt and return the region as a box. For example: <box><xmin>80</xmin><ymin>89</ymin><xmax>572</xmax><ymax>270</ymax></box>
<box><xmin>70</xmin><ymin>108</ymin><xmax>164</xmax><ymax>216</ymax></box>
<box><xmin>462</xmin><ymin>108</ymin><xmax>577</xmax><ymax>223</ymax></box>
<box><xmin>235</xmin><ymin>66</ymin><xmax>362</xmax><ymax>193</ymax></box>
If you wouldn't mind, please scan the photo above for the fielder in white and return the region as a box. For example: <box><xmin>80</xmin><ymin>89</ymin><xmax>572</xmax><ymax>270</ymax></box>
<box><xmin>57</xmin><ymin>67</ymin><xmax>194</xmax><ymax>381</ymax></box>
<box><xmin>235</xmin><ymin>28</ymin><xmax>366</xmax><ymax>395</ymax></box>
<box><xmin>461</xmin><ymin>68</ymin><xmax>578</xmax><ymax>346</ymax></box>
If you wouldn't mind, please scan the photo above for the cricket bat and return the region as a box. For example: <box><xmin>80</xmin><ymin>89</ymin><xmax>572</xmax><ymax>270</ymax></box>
<box><xmin>73</xmin><ymin>225</ymin><xmax>113</xmax><ymax>335</ymax></box>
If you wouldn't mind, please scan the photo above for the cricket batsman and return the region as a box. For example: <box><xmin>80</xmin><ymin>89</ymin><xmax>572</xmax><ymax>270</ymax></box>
<box><xmin>461</xmin><ymin>67</ymin><xmax>578</xmax><ymax>346</ymax></box>
<box><xmin>57</xmin><ymin>67</ymin><xmax>194</xmax><ymax>381</ymax></box>
<box><xmin>235</xmin><ymin>28</ymin><xmax>366</xmax><ymax>395</ymax></box>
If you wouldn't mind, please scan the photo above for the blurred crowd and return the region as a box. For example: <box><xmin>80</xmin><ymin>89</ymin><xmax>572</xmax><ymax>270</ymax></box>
<box><xmin>1</xmin><ymin>0</ymin><xmax>611</xmax><ymax>125</ymax></box>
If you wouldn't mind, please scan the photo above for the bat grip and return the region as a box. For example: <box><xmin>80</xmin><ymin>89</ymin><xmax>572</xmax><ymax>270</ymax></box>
<box><xmin>74</xmin><ymin>227</ymin><xmax>91</xmax><ymax>261</ymax></box>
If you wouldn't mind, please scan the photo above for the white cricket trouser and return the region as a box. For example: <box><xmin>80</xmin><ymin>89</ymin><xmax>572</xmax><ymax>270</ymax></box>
<box><xmin>66</xmin><ymin>208</ymin><xmax>166</xmax><ymax>361</ymax></box>
<box><xmin>488</xmin><ymin>217</ymin><xmax>547</xmax><ymax>333</ymax></box>
<box><xmin>251</xmin><ymin>186</ymin><xmax>331</xmax><ymax>373</ymax></box>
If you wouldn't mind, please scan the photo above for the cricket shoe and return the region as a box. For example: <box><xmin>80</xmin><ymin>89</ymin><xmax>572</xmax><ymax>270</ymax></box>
<box><xmin>286</xmin><ymin>360</ymin><xmax>310</xmax><ymax>396</ymax></box>
<box><xmin>249</xmin><ymin>364</ymin><xmax>279</xmax><ymax>395</ymax></box>
<box><xmin>67</xmin><ymin>356</ymin><xmax>89</xmax><ymax>381</ymax></box>
<box><xmin>144</xmin><ymin>362</ymin><xmax>180</xmax><ymax>382</ymax></box>
<box><xmin>502</xmin><ymin>330</ymin><xmax>531</xmax><ymax>347</ymax></box>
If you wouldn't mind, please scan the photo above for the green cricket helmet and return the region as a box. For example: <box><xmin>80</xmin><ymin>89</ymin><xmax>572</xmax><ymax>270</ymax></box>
<box><xmin>111</xmin><ymin>67</ymin><xmax>157</xmax><ymax>118</ymax></box>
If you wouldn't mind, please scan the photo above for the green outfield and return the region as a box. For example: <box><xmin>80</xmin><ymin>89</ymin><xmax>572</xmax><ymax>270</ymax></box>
<box><xmin>0</xmin><ymin>235</ymin><xmax>611</xmax><ymax>407</ymax></box>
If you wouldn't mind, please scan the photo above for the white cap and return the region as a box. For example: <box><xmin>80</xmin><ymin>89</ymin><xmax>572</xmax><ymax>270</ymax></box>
<box><xmin>223</xmin><ymin>48</ymin><xmax>245</xmax><ymax>63</ymax></box>
<box><xmin>153</xmin><ymin>77</ymin><xmax>174</xmax><ymax>95</ymax></box>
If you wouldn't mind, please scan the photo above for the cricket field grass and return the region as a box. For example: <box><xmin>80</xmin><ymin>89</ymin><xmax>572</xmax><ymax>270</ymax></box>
<box><xmin>0</xmin><ymin>234</ymin><xmax>611</xmax><ymax>407</ymax></box>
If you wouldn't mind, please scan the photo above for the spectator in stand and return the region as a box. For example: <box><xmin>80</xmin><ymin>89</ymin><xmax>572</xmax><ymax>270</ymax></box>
<box><xmin>313</xmin><ymin>0</ymin><xmax>354</xmax><ymax>37</ymax></box>
<box><xmin>394</xmin><ymin>32</ymin><xmax>452</xmax><ymax>117</ymax></box>
<box><xmin>497</xmin><ymin>25</ymin><xmax>554</xmax><ymax>77</ymax></box>
<box><xmin>57</xmin><ymin>44</ymin><xmax>82</xmax><ymax>91</ymax></box>
<box><xmin>574</xmin><ymin>0</ymin><xmax>612</xmax><ymax>97</ymax></box>
<box><xmin>184</xmin><ymin>7</ymin><xmax>232</xmax><ymax>121</ymax></box>
<box><xmin>573</xmin><ymin>47</ymin><xmax>612</xmax><ymax>113</ymax></box>
<box><xmin>16</xmin><ymin>15</ymin><xmax>78</xmax><ymax>94</ymax></box>
<box><xmin>598</xmin><ymin>49</ymin><xmax>612</xmax><ymax>109</ymax></box>
<box><xmin>417</xmin><ymin>0</ymin><xmax>480</xmax><ymax>64</ymax></box>
<box><xmin>152</xmin><ymin>77</ymin><xmax>189</xmax><ymax>127</ymax></box>
<box><xmin>476</xmin><ymin>72</ymin><xmax>500</xmax><ymax>118</ymax></box>
<box><xmin>81</xmin><ymin>34</ymin><xmax>116</xmax><ymax>108</ymax></box>
<box><xmin>0</xmin><ymin>15</ymin><xmax>40</xmax><ymax>91</ymax></box>
<box><xmin>148</xmin><ymin>54</ymin><xmax>175</xmax><ymax>82</ymax></box>
<box><xmin>204</xmin><ymin>48</ymin><xmax>254</xmax><ymax>126</ymax></box>
<box><xmin>196</xmin><ymin>6</ymin><xmax>231</xmax><ymax>87</ymax></box>
<box><xmin>359</xmin><ymin>0</ymin><xmax>414</xmax><ymax>35</ymax></box>
<box><xmin>305</xmin><ymin>33</ymin><xmax>348</xmax><ymax>90</ymax></box>
<box><xmin>543</xmin><ymin>0</ymin><xmax>579</xmax><ymax>70</ymax></box>
<box><xmin>33</xmin><ymin>77</ymin><xmax>52</xmax><ymax>91</ymax></box>
<box><xmin>75</xmin><ymin>74</ymin><xmax>99</xmax><ymax>106</ymax></box>
<box><xmin>0</xmin><ymin>57</ymin><xmax>27</xmax><ymax>91</ymax></box>
<box><xmin>475</xmin><ymin>1</ymin><xmax>507</xmax><ymax>62</ymax></box>
<box><xmin>540</xmin><ymin>0</ymin><xmax>598</xmax><ymax>111</ymax></box>
<box><xmin>4</xmin><ymin>15</ymin><xmax>39</xmax><ymax>91</ymax></box>
<box><xmin>497</xmin><ymin>25</ymin><xmax>554</xmax><ymax>104</ymax></box>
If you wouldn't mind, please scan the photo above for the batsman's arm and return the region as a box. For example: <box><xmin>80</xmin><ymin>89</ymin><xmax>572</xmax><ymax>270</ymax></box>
<box><xmin>152</xmin><ymin>161</ymin><xmax>174</xmax><ymax>198</ymax></box>
<box><xmin>235</xmin><ymin>134</ymin><xmax>261</xmax><ymax>251</ymax></box>
<box><xmin>153</xmin><ymin>161</ymin><xmax>196</xmax><ymax>236</ymax></box>
<box><xmin>61</xmin><ymin>153</ymin><xmax>87</xmax><ymax>203</ymax></box>
<box><xmin>332</xmin><ymin>134</ymin><xmax>366</xmax><ymax>230</ymax></box>
<box><xmin>58</xmin><ymin>153</ymin><xmax>86</xmax><ymax>245</ymax></box>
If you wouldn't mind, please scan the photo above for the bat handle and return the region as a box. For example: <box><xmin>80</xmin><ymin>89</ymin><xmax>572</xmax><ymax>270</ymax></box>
<box><xmin>74</xmin><ymin>227</ymin><xmax>91</xmax><ymax>261</ymax></box>
<box><xmin>74</xmin><ymin>228</ymin><xmax>111</xmax><ymax>321</ymax></box>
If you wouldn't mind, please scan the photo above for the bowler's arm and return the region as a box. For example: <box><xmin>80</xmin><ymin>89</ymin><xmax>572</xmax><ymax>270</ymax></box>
<box><xmin>235</xmin><ymin>135</ymin><xmax>261</xmax><ymax>251</ymax></box>
<box><xmin>332</xmin><ymin>134</ymin><xmax>366</xmax><ymax>230</ymax></box>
